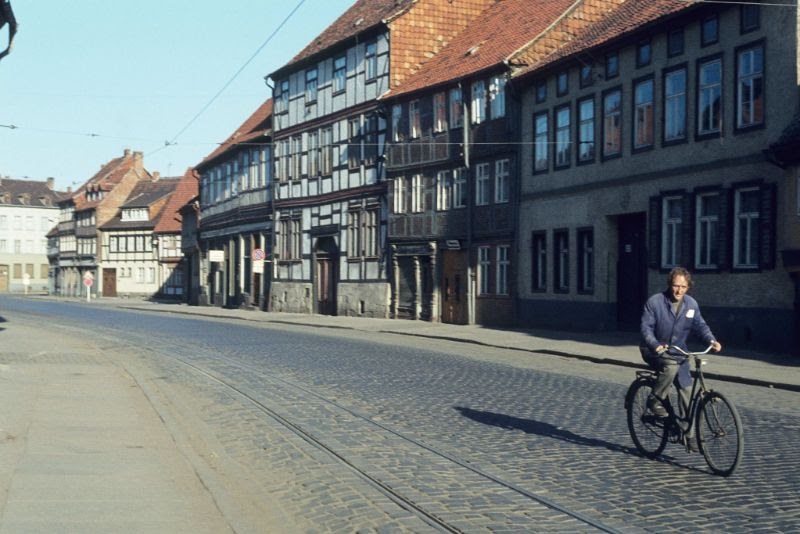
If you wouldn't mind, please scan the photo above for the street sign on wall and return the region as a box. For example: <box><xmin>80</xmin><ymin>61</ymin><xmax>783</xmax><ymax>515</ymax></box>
<box><xmin>252</xmin><ymin>248</ymin><xmax>265</xmax><ymax>261</ymax></box>
<box><xmin>208</xmin><ymin>250</ymin><xmax>224</xmax><ymax>262</ymax></box>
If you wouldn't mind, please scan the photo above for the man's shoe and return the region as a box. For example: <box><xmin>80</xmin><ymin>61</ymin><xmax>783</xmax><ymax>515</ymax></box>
<box><xmin>686</xmin><ymin>437</ymin><xmax>699</xmax><ymax>453</ymax></box>
<box><xmin>647</xmin><ymin>395</ymin><xmax>668</xmax><ymax>417</ymax></box>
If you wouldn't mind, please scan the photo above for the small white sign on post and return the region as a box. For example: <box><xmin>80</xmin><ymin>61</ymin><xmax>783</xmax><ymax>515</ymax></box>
<box><xmin>208</xmin><ymin>249</ymin><xmax>225</xmax><ymax>263</ymax></box>
<box><xmin>252</xmin><ymin>260</ymin><xmax>264</xmax><ymax>274</ymax></box>
<box><xmin>83</xmin><ymin>272</ymin><xmax>94</xmax><ymax>303</ymax></box>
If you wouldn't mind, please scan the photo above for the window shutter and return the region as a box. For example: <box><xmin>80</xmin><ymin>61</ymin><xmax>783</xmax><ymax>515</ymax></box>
<box><xmin>759</xmin><ymin>182</ymin><xmax>777</xmax><ymax>269</ymax></box>
<box><xmin>717</xmin><ymin>188</ymin><xmax>732</xmax><ymax>270</ymax></box>
<box><xmin>681</xmin><ymin>194</ymin><xmax>693</xmax><ymax>268</ymax></box>
<box><xmin>648</xmin><ymin>195</ymin><xmax>661</xmax><ymax>268</ymax></box>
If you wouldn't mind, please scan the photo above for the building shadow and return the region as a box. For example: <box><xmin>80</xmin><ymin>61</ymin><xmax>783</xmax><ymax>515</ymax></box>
<box><xmin>0</xmin><ymin>314</ymin><xmax>6</xmax><ymax>332</ymax></box>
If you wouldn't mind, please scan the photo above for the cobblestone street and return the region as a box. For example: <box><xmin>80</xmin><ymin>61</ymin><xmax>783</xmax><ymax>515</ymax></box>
<box><xmin>1</xmin><ymin>296</ymin><xmax>798</xmax><ymax>532</ymax></box>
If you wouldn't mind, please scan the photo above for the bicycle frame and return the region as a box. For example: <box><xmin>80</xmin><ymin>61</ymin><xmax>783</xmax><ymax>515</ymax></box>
<box><xmin>657</xmin><ymin>345</ymin><xmax>714</xmax><ymax>448</ymax></box>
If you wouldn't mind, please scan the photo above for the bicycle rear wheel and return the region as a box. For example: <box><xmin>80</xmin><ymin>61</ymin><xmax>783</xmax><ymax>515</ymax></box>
<box><xmin>696</xmin><ymin>391</ymin><xmax>744</xmax><ymax>477</ymax></box>
<box><xmin>626</xmin><ymin>379</ymin><xmax>668</xmax><ymax>458</ymax></box>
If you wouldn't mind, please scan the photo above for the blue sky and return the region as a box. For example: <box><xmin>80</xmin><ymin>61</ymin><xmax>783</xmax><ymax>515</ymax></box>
<box><xmin>0</xmin><ymin>0</ymin><xmax>352</xmax><ymax>191</ymax></box>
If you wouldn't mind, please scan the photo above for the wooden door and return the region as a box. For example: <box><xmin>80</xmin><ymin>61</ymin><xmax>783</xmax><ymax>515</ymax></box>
<box><xmin>441</xmin><ymin>250</ymin><xmax>468</xmax><ymax>324</ymax></box>
<box><xmin>617</xmin><ymin>213</ymin><xmax>648</xmax><ymax>330</ymax></box>
<box><xmin>102</xmin><ymin>269</ymin><xmax>117</xmax><ymax>297</ymax></box>
<box><xmin>316</xmin><ymin>256</ymin><xmax>337</xmax><ymax>315</ymax></box>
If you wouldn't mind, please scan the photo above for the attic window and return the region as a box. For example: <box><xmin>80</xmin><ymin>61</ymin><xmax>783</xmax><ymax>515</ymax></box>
<box><xmin>121</xmin><ymin>208</ymin><xmax>148</xmax><ymax>222</ymax></box>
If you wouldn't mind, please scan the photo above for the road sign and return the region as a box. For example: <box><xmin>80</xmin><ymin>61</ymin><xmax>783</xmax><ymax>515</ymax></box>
<box><xmin>252</xmin><ymin>248</ymin><xmax>265</xmax><ymax>261</ymax></box>
<box><xmin>83</xmin><ymin>277</ymin><xmax>93</xmax><ymax>287</ymax></box>
<box><xmin>208</xmin><ymin>250</ymin><xmax>224</xmax><ymax>262</ymax></box>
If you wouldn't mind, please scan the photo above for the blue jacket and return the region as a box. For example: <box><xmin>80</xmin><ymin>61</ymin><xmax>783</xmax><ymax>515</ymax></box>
<box><xmin>640</xmin><ymin>291</ymin><xmax>716</xmax><ymax>388</ymax></box>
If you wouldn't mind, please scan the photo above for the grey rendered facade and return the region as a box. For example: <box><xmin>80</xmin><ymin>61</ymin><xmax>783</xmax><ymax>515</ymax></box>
<box><xmin>514</xmin><ymin>3</ymin><xmax>797</xmax><ymax>353</ymax></box>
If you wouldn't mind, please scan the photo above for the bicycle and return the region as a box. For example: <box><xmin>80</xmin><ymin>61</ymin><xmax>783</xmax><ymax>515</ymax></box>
<box><xmin>625</xmin><ymin>344</ymin><xmax>744</xmax><ymax>477</ymax></box>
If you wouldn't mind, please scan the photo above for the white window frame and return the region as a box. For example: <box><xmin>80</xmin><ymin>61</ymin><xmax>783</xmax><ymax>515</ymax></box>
<box><xmin>578</xmin><ymin>98</ymin><xmax>595</xmax><ymax>162</ymax></box>
<box><xmin>494</xmin><ymin>159</ymin><xmax>509</xmax><ymax>203</ymax></box>
<box><xmin>489</xmin><ymin>76</ymin><xmax>506</xmax><ymax>119</ymax></box>
<box><xmin>634</xmin><ymin>78</ymin><xmax>654</xmax><ymax>149</ymax></box>
<box><xmin>475</xmin><ymin>163</ymin><xmax>491</xmax><ymax>206</ymax></box>
<box><xmin>662</xmin><ymin>196</ymin><xmax>683</xmax><ymax>268</ymax></box>
<box><xmin>393</xmin><ymin>177</ymin><xmax>407</xmax><ymax>213</ymax></box>
<box><xmin>496</xmin><ymin>245</ymin><xmax>509</xmax><ymax>295</ymax></box>
<box><xmin>695</xmin><ymin>192</ymin><xmax>720</xmax><ymax>269</ymax></box>
<box><xmin>734</xmin><ymin>187</ymin><xmax>759</xmax><ymax>269</ymax></box>
<box><xmin>698</xmin><ymin>59</ymin><xmax>722</xmax><ymax>135</ymax></box>
<box><xmin>453</xmin><ymin>169</ymin><xmax>467</xmax><ymax>208</ymax></box>
<box><xmin>449</xmin><ymin>88</ymin><xmax>463</xmax><ymax>129</ymax></box>
<box><xmin>411</xmin><ymin>174</ymin><xmax>424</xmax><ymax>213</ymax></box>
<box><xmin>409</xmin><ymin>100</ymin><xmax>421</xmax><ymax>139</ymax></box>
<box><xmin>478</xmin><ymin>246</ymin><xmax>491</xmax><ymax>295</ymax></box>
<box><xmin>664</xmin><ymin>68</ymin><xmax>687</xmax><ymax>142</ymax></box>
<box><xmin>555</xmin><ymin>106</ymin><xmax>571</xmax><ymax>167</ymax></box>
<box><xmin>365</xmin><ymin>41</ymin><xmax>377</xmax><ymax>81</ymax></box>
<box><xmin>471</xmin><ymin>80</ymin><xmax>486</xmax><ymax>125</ymax></box>
<box><xmin>737</xmin><ymin>45</ymin><xmax>764</xmax><ymax>129</ymax></box>
<box><xmin>434</xmin><ymin>92</ymin><xmax>447</xmax><ymax>133</ymax></box>
<box><xmin>436</xmin><ymin>170</ymin><xmax>452</xmax><ymax>211</ymax></box>
<box><xmin>333</xmin><ymin>56</ymin><xmax>346</xmax><ymax>93</ymax></box>
<box><xmin>305</xmin><ymin>68</ymin><xmax>318</xmax><ymax>102</ymax></box>
<box><xmin>534</xmin><ymin>112</ymin><xmax>549</xmax><ymax>172</ymax></box>
<box><xmin>603</xmin><ymin>89</ymin><xmax>622</xmax><ymax>157</ymax></box>
<box><xmin>391</xmin><ymin>104</ymin><xmax>403</xmax><ymax>142</ymax></box>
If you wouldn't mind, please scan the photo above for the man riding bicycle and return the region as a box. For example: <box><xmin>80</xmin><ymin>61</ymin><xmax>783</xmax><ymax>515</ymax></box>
<box><xmin>639</xmin><ymin>268</ymin><xmax>722</xmax><ymax>429</ymax></box>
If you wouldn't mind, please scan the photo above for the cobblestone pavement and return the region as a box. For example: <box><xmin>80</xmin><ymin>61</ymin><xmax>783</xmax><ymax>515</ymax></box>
<box><xmin>3</xmin><ymin>297</ymin><xmax>799</xmax><ymax>533</ymax></box>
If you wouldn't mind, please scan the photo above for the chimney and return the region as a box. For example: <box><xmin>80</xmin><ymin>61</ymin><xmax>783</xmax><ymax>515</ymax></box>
<box><xmin>46</xmin><ymin>177</ymin><xmax>55</xmax><ymax>190</ymax></box>
<box><xmin>124</xmin><ymin>148</ymin><xmax>132</xmax><ymax>157</ymax></box>
<box><xmin>152</xmin><ymin>171</ymin><xmax>160</xmax><ymax>181</ymax></box>
<box><xmin>67</xmin><ymin>186</ymin><xmax>72</xmax><ymax>194</ymax></box>
<box><xmin>133</xmin><ymin>151</ymin><xmax>144</xmax><ymax>171</ymax></box>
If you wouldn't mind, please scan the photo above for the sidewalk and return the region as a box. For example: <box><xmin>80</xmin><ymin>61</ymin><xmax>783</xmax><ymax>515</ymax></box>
<box><xmin>49</xmin><ymin>295</ymin><xmax>799</xmax><ymax>393</ymax></box>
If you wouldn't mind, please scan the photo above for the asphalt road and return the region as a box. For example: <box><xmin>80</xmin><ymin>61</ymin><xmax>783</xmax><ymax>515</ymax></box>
<box><xmin>1</xmin><ymin>296</ymin><xmax>798</xmax><ymax>533</ymax></box>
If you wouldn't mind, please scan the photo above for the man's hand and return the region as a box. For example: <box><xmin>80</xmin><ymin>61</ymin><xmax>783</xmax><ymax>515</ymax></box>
<box><xmin>655</xmin><ymin>344</ymin><xmax>669</xmax><ymax>354</ymax></box>
<box><xmin>711</xmin><ymin>341</ymin><xmax>722</xmax><ymax>352</ymax></box>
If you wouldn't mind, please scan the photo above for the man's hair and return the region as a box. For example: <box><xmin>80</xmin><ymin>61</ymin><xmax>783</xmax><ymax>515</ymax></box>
<box><xmin>667</xmin><ymin>266</ymin><xmax>693</xmax><ymax>288</ymax></box>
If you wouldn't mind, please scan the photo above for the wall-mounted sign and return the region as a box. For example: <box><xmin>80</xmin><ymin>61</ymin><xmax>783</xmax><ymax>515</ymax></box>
<box><xmin>208</xmin><ymin>249</ymin><xmax>225</xmax><ymax>262</ymax></box>
<box><xmin>252</xmin><ymin>260</ymin><xmax>264</xmax><ymax>274</ymax></box>
<box><xmin>445</xmin><ymin>240</ymin><xmax>461</xmax><ymax>250</ymax></box>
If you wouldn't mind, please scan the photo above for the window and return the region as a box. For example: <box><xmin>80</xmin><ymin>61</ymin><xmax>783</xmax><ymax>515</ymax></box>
<box><xmin>409</xmin><ymin>100</ymin><xmax>421</xmax><ymax>139</ymax></box>
<box><xmin>0</xmin><ymin>240</ymin><xmax>5</xmax><ymax>252</ymax></box>
<box><xmin>603</xmin><ymin>89</ymin><xmax>622</xmax><ymax>158</ymax></box>
<box><xmin>305</xmin><ymin>68</ymin><xmax>318</xmax><ymax>102</ymax></box>
<box><xmin>471</xmin><ymin>80</ymin><xmax>486</xmax><ymax>124</ymax></box>
<box><xmin>554</xmin><ymin>230</ymin><xmax>569</xmax><ymax>293</ymax></box>
<box><xmin>449</xmin><ymin>88</ymin><xmax>463</xmax><ymax>129</ymax></box>
<box><xmin>364</xmin><ymin>114</ymin><xmax>378</xmax><ymax>166</ymax></box>
<box><xmin>434</xmin><ymin>92</ymin><xmax>447</xmax><ymax>132</ymax></box>
<box><xmin>391</xmin><ymin>104</ymin><xmax>403</xmax><ymax>141</ymax></box>
<box><xmin>436</xmin><ymin>170</ymin><xmax>452</xmax><ymax>211</ymax></box>
<box><xmin>577</xmin><ymin>97</ymin><xmax>595</xmax><ymax>163</ymax></box>
<box><xmin>734</xmin><ymin>187</ymin><xmax>759</xmax><ymax>268</ymax></box>
<box><xmin>737</xmin><ymin>44</ymin><xmax>764</xmax><ymax>130</ymax></box>
<box><xmin>668</xmin><ymin>28</ymin><xmax>684</xmax><ymax>57</ymax></box>
<box><xmin>13</xmin><ymin>264</ymin><xmax>21</xmax><ymax>279</ymax></box>
<box><xmin>308</xmin><ymin>131</ymin><xmax>319</xmax><ymax>176</ymax></box>
<box><xmin>557</xmin><ymin>72</ymin><xmax>569</xmax><ymax>96</ymax></box>
<box><xmin>40</xmin><ymin>264</ymin><xmax>49</xmax><ymax>278</ymax></box>
<box><xmin>580</xmin><ymin>65</ymin><xmax>594</xmax><ymax>88</ymax></box>
<box><xmin>496</xmin><ymin>245</ymin><xmax>510</xmax><ymax>295</ymax></box>
<box><xmin>664</xmin><ymin>67</ymin><xmax>687</xmax><ymax>142</ymax></box>
<box><xmin>578</xmin><ymin>228</ymin><xmax>594</xmax><ymax>293</ymax></box>
<box><xmin>348</xmin><ymin>119</ymin><xmax>361</xmax><ymax>169</ymax></box>
<box><xmin>637</xmin><ymin>41</ymin><xmax>651</xmax><ymax>68</ymax></box>
<box><xmin>453</xmin><ymin>168</ymin><xmax>467</xmax><ymax>208</ymax></box>
<box><xmin>475</xmin><ymin>163</ymin><xmax>491</xmax><ymax>206</ymax></box>
<box><xmin>147</xmin><ymin>268</ymin><xmax>155</xmax><ymax>284</ymax></box>
<box><xmin>136</xmin><ymin>268</ymin><xmax>145</xmax><ymax>283</ymax></box>
<box><xmin>701</xmin><ymin>15</ymin><xmax>719</xmax><ymax>46</ymax></box>
<box><xmin>490</xmin><ymin>76</ymin><xmax>506</xmax><ymax>119</ymax></box>
<box><xmin>365</xmin><ymin>41</ymin><xmax>377</xmax><ymax>80</ymax></box>
<box><xmin>533</xmin><ymin>112</ymin><xmax>549</xmax><ymax>172</ymax></box>
<box><xmin>495</xmin><ymin>159</ymin><xmax>510</xmax><ymax>203</ymax></box>
<box><xmin>25</xmin><ymin>216</ymin><xmax>34</xmax><ymax>230</ymax></box>
<box><xmin>478</xmin><ymin>246</ymin><xmax>491</xmax><ymax>295</ymax></box>
<box><xmin>364</xmin><ymin>208</ymin><xmax>378</xmax><ymax>257</ymax></box>
<box><xmin>393</xmin><ymin>177</ymin><xmax>407</xmax><ymax>213</ymax></box>
<box><xmin>333</xmin><ymin>56</ymin><xmax>346</xmax><ymax>93</ymax></box>
<box><xmin>276</xmin><ymin>80</ymin><xmax>289</xmax><ymax>114</ymax></box>
<box><xmin>695</xmin><ymin>192</ymin><xmax>720</xmax><ymax>269</ymax></box>
<box><xmin>347</xmin><ymin>210</ymin><xmax>361</xmax><ymax>257</ymax></box>
<box><xmin>535</xmin><ymin>81</ymin><xmax>547</xmax><ymax>104</ymax></box>
<box><xmin>555</xmin><ymin>106</ymin><xmax>571</xmax><ymax>168</ymax></box>
<box><xmin>0</xmin><ymin>215</ymin><xmax>5</xmax><ymax>229</ymax></box>
<box><xmin>698</xmin><ymin>58</ymin><xmax>722</xmax><ymax>136</ymax></box>
<box><xmin>634</xmin><ymin>78</ymin><xmax>654</xmax><ymax>149</ymax></box>
<box><xmin>279</xmin><ymin>217</ymin><xmax>301</xmax><ymax>261</ymax></box>
<box><xmin>411</xmin><ymin>174</ymin><xmax>424</xmax><ymax>213</ymax></box>
<box><xmin>741</xmin><ymin>5</ymin><xmax>760</xmax><ymax>33</ymax></box>
<box><xmin>662</xmin><ymin>196</ymin><xmax>683</xmax><ymax>268</ymax></box>
<box><xmin>605</xmin><ymin>52</ymin><xmax>619</xmax><ymax>79</ymax></box>
<box><xmin>13</xmin><ymin>216</ymin><xmax>21</xmax><ymax>229</ymax></box>
<box><xmin>531</xmin><ymin>232</ymin><xmax>547</xmax><ymax>292</ymax></box>
<box><xmin>321</xmin><ymin>127</ymin><xmax>333</xmax><ymax>175</ymax></box>
<box><xmin>291</xmin><ymin>135</ymin><xmax>302</xmax><ymax>179</ymax></box>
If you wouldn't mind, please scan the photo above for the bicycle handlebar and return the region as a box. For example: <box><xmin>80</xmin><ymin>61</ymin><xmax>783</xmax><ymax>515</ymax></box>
<box><xmin>665</xmin><ymin>344</ymin><xmax>716</xmax><ymax>357</ymax></box>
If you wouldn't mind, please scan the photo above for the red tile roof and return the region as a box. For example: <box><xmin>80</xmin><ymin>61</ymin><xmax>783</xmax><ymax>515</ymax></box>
<box><xmin>0</xmin><ymin>177</ymin><xmax>67</xmax><ymax>206</ymax></box>
<box><xmin>197</xmin><ymin>99</ymin><xmax>272</xmax><ymax>170</ymax></box>
<box><xmin>154</xmin><ymin>168</ymin><xmax>199</xmax><ymax>234</ymax></box>
<box><xmin>273</xmin><ymin>0</ymin><xmax>415</xmax><ymax>77</ymax></box>
<box><xmin>383</xmin><ymin>0</ymin><xmax>579</xmax><ymax>99</ymax></box>
<box><xmin>511</xmin><ymin>0</ymin><xmax>699</xmax><ymax>79</ymax></box>
<box><xmin>71</xmin><ymin>150</ymin><xmax>150</xmax><ymax>211</ymax></box>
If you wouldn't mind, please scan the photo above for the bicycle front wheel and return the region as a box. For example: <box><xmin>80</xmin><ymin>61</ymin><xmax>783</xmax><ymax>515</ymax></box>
<box><xmin>626</xmin><ymin>379</ymin><xmax>668</xmax><ymax>458</ymax></box>
<box><xmin>696</xmin><ymin>391</ymin><xmax>744</xmax><ymax>477</ymax></box>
